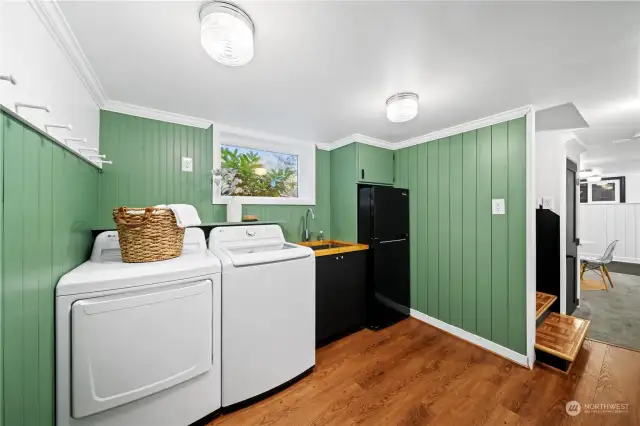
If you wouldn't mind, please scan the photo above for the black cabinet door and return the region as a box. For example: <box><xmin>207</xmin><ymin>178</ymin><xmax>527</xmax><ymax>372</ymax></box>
<box><xmin>316</xmin><ymin>255</ymin><xmax>341</xmax><ymax>344</ymax></box>
<box><xmin>337</xmin><ymin>251</ymin><xmax>366</xmax><ymax>332</ymax></box>
<box><xmin>315</xmin><ymin>251</ymin><xmax>367</xmax><ymax>346</ymax></box>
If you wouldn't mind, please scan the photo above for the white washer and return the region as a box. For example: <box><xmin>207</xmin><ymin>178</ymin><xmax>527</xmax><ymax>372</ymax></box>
<box><xmin>208</xmin><ymin>225</ymin><xmax>315</xmax><ymax>407</ymax></box>
<box><xmin>56</xmin><ymin>228</ymin><xmax>221</xmax><ymax>426</ymax></box>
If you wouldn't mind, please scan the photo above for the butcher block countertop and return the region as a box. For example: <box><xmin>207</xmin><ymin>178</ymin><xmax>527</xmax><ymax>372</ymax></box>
<box><xmin>297</xmin><ymin>240</ymin><xmax>369</xmax><ymax>257</ymax></box>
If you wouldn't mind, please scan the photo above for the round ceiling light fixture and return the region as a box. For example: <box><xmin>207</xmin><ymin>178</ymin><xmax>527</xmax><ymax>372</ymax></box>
<box><xmin>386</xmin><ymin>93</ymin><xmax>419</xmax><ymax>123</ymax></box>
<box><xmin>200</xmin><ymin>1</ymin><xmax>255</xmax><ymax>66</ymax></box>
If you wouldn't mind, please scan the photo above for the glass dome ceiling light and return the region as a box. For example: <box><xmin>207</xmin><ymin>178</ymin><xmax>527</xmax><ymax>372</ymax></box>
<box><xmin>386</xmin><ymin>93</ymin><xmax>419</xmax><ymax>123</ymax></box>
<box><xmin>200</xmin><ymin>1</ymin><xmax>255</xmax><ymax>66</ymax></box>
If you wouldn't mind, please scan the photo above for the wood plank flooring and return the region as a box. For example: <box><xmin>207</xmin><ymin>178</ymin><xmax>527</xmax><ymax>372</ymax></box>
<box><xmin>208</xmin><ymin>318</ymin><xmax>640</xmax><ymax>426</ymax></box>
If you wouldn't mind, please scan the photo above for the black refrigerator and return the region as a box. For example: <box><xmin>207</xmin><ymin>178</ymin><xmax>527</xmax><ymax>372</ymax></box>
<box><xmin>358</xmin><ymin>185</ymin><xmax>410</xmax><ymax>330</ymax></box>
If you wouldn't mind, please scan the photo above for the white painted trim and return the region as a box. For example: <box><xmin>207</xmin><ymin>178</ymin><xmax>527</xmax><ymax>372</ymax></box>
<box><xmin>393</xmin><ymin>105</ymin><xmax>533</xmax><ymax>150</ymax></box>
<box><xmin>29</xmin><ymin>0</ymin><xmax>107</xmax><ymax>106</ymax></box>
<box><xmin>525</xmin><ymin>110</ymin><xmax>537</xmax><ymax>369</ymax></box>
<box><xmin>102</xmin><ymin>100</ymin><xmax>213</xmax><ymax>129</ymax></box>
<box><xmin>410</xmin><ymin>309</ymin><xmax>530</xmax><ymax>368</ymax></box>
<box><xmin>322</xmin><ymin>105</ymin><xmax>533</xmax><ymax>152</ymax></box>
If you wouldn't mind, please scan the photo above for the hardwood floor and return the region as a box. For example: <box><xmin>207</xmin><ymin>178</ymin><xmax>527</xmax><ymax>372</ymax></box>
<box><xmin>208</xmin><ymin>318</ymin><xmax>640</xmax><ymax>426</ymax></box>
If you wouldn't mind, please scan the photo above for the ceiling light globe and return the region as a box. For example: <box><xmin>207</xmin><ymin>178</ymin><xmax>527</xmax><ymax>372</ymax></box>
<box><xmin>386</xmin><ymin>93</ymin><xmax>419</xmax><ymax>123</ymax></box>
<box><xmin>200</xmin><ymin>1</ymin><xmax>254</xmax><ymax>67</ymax></box>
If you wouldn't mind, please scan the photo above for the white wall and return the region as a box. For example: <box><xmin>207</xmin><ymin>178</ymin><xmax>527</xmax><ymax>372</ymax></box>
<box><xmin>0</xmin><ymin>2</ymin><xmax>100</xmax><ymax>159</ymax></box>
<box><xmin>535</xmin><ymin>131</ymin><xmax>584</xmax><ymax>313</ymax></box>
<box><xmin>581</xmin><ymin>203</ymin><xmax>640</xmax><ymax>263</ymax></box>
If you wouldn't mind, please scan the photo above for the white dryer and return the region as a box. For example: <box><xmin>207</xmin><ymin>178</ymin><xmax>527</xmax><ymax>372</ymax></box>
<box><xmin>209</xmin><ymin>225</ymin><xmax>315</xmax><ymax>407</ymax></box>
<box><xmin>56</xmin><ymin>228</ymin><xmax>221</xmax><ymax>426</ymax></box>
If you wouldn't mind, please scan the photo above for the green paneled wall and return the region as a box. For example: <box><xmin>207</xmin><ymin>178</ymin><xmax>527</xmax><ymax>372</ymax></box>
<box><xmin>98</xmin><ymin>111</ymin><xmax>225</xmax><ymax>227</ymax></box>
<box><xmin>394</xmin><ymin>117</ymin><xmax>527</xmax><ymax>354</ymax></box>
<box><xmin>1</xmin><ymin>112</ymin><xmax>100</xmax><ymax>426</ymax></box>
<box><xmin>330</xmin><ymin>144</ymin><xmax>358</xmax><ymax>242</ymax></box>
<box><xmin>98</xmin><ymin>111</ymin><xmax>330</xmax><ymax>242</ymax></box>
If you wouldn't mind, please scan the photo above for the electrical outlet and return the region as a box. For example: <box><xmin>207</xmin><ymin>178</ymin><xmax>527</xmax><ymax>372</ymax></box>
<box><xmin>541</xmin><ymin>197</ymin><xmax>554</xmax><ymax>210</ymax></box>
<box><xmin>181</xmin><ymin>157</ymin><xmax>193</xmax><ymax>172</ymax></box>
<box><xmin>492</xmin><ymin>199</ymin><xmax>506</xmax><ymax>215</ymax></box>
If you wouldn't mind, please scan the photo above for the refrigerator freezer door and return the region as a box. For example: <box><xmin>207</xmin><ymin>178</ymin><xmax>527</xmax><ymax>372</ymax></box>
<box><xmin>371</xmin><ymin>186</ymin><xmax>409</xmax><ymax>241</ymax></box>
<box><xmin>368</xmin><ymin>239</ymin><xmax>410</xmax><ymax>329</ymax></box>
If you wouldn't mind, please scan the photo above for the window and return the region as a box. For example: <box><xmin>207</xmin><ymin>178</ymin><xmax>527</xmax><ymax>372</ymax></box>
<box><xmin>220</xmin><ymin>145</ymin><xmax>299</xmax><ymax>197</ymax></box>
<box><xmin>212</xmin><ymin>127</ymin><xmax>315</xmax><ymax>205</ymax></box>
<box><xmin>579</xmin><ymin>177</ymin><xmax>625</xmax><ymax>204</ymax></box>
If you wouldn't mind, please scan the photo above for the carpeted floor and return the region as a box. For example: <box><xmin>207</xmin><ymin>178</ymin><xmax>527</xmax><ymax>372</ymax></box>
<box><xmin>574</xmin><ymin>270</ymin><xmax>640</xmax><ymax>351</ymax></box>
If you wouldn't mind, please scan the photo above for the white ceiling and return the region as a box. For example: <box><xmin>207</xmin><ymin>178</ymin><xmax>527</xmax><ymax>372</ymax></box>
<box><xmin>58</xmin><ymin>1</ymin><xmax>640</xmax><ymax>145</ymax></box>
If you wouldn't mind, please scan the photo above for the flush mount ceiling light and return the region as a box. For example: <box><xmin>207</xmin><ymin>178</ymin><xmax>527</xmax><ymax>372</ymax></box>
<box><xmin>386</xmin><ymin>93</ymin><xmax>419</xmax><ymax>123</ymax></box>
<box><xmin>200</xmin><ymin>1</ymin><xmax>255</xmax><ymax>66</ymax></box>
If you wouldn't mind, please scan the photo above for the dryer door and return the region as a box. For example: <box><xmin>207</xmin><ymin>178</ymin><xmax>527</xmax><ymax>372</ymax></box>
<box><xmin>71</xmin><ymin>279</ymin><xmax>212</xmax><ymax>418</ymax></box>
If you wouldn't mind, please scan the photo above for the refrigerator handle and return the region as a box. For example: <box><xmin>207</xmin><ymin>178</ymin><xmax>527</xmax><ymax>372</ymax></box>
<box><xmin>361</xmin><ymin>169</ymin><xmax>364</xmax><ymax>180</ymax></box>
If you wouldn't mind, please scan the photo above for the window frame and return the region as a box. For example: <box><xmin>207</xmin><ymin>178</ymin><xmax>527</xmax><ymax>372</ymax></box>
<box><xmin>579</xmin><ymin>176</ymin><xmax>625</xmax><ymax>204</ymax></box>
<box><xmin>212</xmin><ymin>126</ymin><xmax>316</xmax><ymax>206</ymax></box>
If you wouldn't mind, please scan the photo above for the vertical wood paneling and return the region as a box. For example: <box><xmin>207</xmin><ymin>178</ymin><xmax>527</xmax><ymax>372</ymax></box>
<box><xmin>0</xmin><ymin>113</ymin><xmax>3</xmax><ymax>426</ymax></box>
<box><xmin>507</xmin><ymin>117</ymin><xmax>526</xmax><ymax>354</ymax></box>
<box><xmin>462</xmin><ymin>130</ymin><xmax>477</xmax><ymax>333</ymax></box>
<box><xmin>438</xmin><ymin>138</ymin><xmax>450</xmax><ymax>322</ymax></box>
<box><xmin>490</xmin><ymin>122</ymin><xmax>509</xmax><ymax>347</ymax></box>
<box><xmin>449</xmin><ymin>134</ymin><xmax>463</xmax><ymax>328</ymax></box>
<box><xmin>416</xmin><ymin>143</ymin><xmax>429</xmax><ymax>313</ymax></box>
<box><xmin>2</xmin><ymin>112</ymin><xmax>99</xmax><ymax>426</ymax></box>
<box><xmin>408</xmin><ymin>146</ymin><xmax>418</xmax><ymax>310</ymax></box>
<box><xmin>397</xmin><ymin>116</ymin><xmax>526</xmax><ymax>355</ymax></box>
<box><xmin>427</xmin><ymin>141</ymin><xmax>440</xmax><ymax>317</ymax></box>
<box><xmin>476</xmin><ymin>127</ymin><xmax>493</xmax><ymax>340</ymax></box>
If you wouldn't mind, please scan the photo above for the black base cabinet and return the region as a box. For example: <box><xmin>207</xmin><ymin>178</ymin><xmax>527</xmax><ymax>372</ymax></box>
<box><xmin>316</xmin><ymin>250</ymin><xmax>367</xmax><ymax>347</ymax></box>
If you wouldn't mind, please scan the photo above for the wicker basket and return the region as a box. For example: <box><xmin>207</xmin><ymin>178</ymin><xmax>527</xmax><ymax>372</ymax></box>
<box><xmin>112</xmin><ymin>206</ymin><xmax>185</xmax><ymax>263</ymax></box>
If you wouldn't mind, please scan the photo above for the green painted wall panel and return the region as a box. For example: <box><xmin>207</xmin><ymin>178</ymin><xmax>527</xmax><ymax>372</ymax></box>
<box><xmin>438</xmin><ymin>138</ymin><xmax>450</xmax><ymax>322</ymax></box>
<box><xmin>330</xmin><ymin>144</ymin><xmax>357</xmax><ymax>242</ymax></box>
<box><xmin>408</xmin><ymin>146</ymin><xmax>419</xmax><ymax>310</ymax></box>
<box><xmin>490</xmin><ymin>122</ymin><xmax>509</xmax><ymax>347</ymax></box>
<box><xmin>507</xmin><ymin>117</ymin><xmax>527</xmax><ymax>354</ymax></box>
<box><xmin>416</xmin><ymin>143</ymin><xmax>429</xmax><ymax>313</ymax></box>
<box><xmin>1</xmin><ymin>113</ymin><xmax>99</xmax><ymax>426</ymax></box>
<box><xmin>462</xmin><ymin>130</ymin><xmax>477</xmax><ymax>333</ymax></box>
<box><xmin>426</xmin><ymin>141</ymin><xmax>440</xmax><ymax>318</ymax></box>
<box><xmin>476</xmin><ymin>126</ymin><xmax>493</xmax><ymax>340</ymax></box>
<box><xmin>394</xmin><ymin>117</ymin><xmax>527</xmax><ymax>355</ymax></box>
<box><xmin>449</xmin><ymin>134</ymin><xmax>463</xmax><ymax>328</ymax></box>
<box><xmin>98</xmin><ymin>112</ymin><xmax>330</xmax><ymax>243</ymax></box>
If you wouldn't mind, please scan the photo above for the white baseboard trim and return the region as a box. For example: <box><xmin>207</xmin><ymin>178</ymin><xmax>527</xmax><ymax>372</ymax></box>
<box><xmin>410</xmin><ymin>309</ymin><xmax>532</xmax><ymax>369</ymax></box>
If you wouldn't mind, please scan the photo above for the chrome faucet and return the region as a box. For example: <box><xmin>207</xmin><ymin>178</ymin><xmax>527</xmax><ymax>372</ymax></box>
<box><xmin>304</xmin><ymin>208</ymin><xmax>315</xmax><ymax>241</ymax></box>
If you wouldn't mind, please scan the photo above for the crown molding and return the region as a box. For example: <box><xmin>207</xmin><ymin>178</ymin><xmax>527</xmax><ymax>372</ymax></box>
<box><xmin>29</xmin><ymin>0</ymin><xmax>107</xmax><ymax>106</ymax></box>
<box><xmin>102</xmin><ymin>100</ymin><xmax>213</xmax><ymax>128</ymax></box>
<box><xmin>321</xmin><ymin>105</ymin><xmax>533</xmax><ymax>151</ymax></box>
<box><xmin>392</xmin><ymin>105</ymin><xmax>533</xmax><ymax>150</ymax></box>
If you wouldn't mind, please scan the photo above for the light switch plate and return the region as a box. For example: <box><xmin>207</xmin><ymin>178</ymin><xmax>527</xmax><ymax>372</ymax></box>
<box><xmin>181</xmin><ymin>157</ymin><xmax>193</xmax><ymax>172</ymax></box>
<box><xmin>541</xmin><ymin>197</ymin><xmax>554</xmax><ymax>210</ymax></box>
<box><xmin>492</xmin><ymin>199</ymin><xmax>506</xmax><ymax>215</ymax></box>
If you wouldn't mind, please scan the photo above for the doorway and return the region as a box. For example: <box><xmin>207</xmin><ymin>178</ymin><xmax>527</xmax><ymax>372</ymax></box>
<box><xmin>566</xmin><ymin>159</ymin><xmax>579</xmax><ymax>314</ymax></box>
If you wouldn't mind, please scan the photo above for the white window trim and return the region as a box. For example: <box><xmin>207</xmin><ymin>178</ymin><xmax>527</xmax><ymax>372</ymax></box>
<box><xmin>581</xmin><ymin>180</ymin><xmax>620</xmax><ymax>204</ymax></box>
<box><xmin>212</xmin><ymin>125</ymin><xmax>316</xmax><ymax>206</ymax></box>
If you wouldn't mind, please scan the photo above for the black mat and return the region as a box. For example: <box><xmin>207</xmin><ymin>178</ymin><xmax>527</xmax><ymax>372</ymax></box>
<box><xmin>606</xmin><ymin>261</ymin><xmax>640</xmax><ymax>276</ymax></box>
